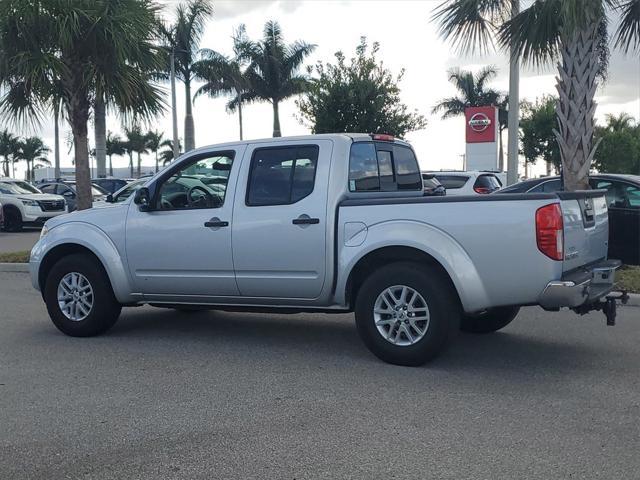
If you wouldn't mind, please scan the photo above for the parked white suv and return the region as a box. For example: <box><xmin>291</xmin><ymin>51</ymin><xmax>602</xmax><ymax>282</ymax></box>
<box><xmin>430</xmin><ymin>171</ymin><xmax>503</xmax><ymax>196</ymax></box>
<box><xmin>0</xmin><ymin>178</ymin><xmax>67</xmax><ymax>231</ymax></box>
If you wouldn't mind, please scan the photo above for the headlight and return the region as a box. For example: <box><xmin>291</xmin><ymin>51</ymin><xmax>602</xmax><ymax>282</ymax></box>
<box><xmin>40</xmin><ymin>225</ymin><xmax>49</xmax><ymax>239</ymax></box>
<box><xmin>20</xmin><ymin>199</ymin><xmax>39</xmax><ymax>207</ymax></box>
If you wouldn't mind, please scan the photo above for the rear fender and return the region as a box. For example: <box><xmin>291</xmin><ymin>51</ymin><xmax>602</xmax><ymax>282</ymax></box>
<box><xmin>337</xmin><ymin>220</ymin><xmax>491</xmax><ymax>312</ymax></box>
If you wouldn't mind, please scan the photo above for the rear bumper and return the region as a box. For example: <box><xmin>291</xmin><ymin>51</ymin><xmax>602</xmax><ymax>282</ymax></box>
<box><xmin>538</xmin><ymin>259</ymin><xmax>621</xmax><ymax>309</ymax></box>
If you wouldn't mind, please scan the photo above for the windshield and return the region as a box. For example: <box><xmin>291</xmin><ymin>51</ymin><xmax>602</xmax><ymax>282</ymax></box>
<box><xmin>67</xmin><ymin>182</ymin><xmax>108</xmax><ymax>196</ymax></box>
<box><xmin>0</xmin><ymin>181</ymin><xmax>41</xmax><ymax>195</ymax></box>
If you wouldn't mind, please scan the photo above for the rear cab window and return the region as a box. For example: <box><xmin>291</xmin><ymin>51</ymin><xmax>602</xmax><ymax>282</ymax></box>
<box><xmin>348</xmin><ymin>141</ymin><xmax>422</xmax><ymax>192</ymax></box>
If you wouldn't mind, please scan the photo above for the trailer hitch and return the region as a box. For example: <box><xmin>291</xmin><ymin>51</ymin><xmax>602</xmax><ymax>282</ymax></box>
<box><xmin>572</xmin><ymin>290</ymin><xmax>629</xmax><ymax>326</ymax></box>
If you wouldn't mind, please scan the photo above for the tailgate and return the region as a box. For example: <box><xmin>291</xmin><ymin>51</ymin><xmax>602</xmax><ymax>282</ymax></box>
<box><xmin>557</xmin><ymin>190</ymin><xmax>609</xmax><ymax>272</ymax></box>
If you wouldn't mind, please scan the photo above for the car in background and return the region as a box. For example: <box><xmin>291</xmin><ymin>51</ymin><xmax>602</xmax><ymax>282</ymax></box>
<box><xmin>421</xmin><ymin>173</ymin><xmax>446</xmax><ymax>196</ymax></box>
<box><xmin>498</xmin><ymin>174</ymin><xmax>640</xmax><ymax>265</ymax></box>
<box><xmin>0</xmin><ymin>178</ymin><xmax>67</xmax><ymax>231</ymax></box>
<box><xmin>429</xmin><ymin>171</ymin><xmax>503</xmax><ymax>196</ymax></box>
<box><xmin>91</xmin><ymin>178</ymin><xmax>129</xmax><ymax>194</ymax></box>
<box><xmin>0</xmin><ymin>200</ymin><xmax>4</xmax><ymax>229</ymax></box>
<box><xmin>38</xmin><ymin>180</ymin><xmax>108</xmax><ymax>212</ymax></box>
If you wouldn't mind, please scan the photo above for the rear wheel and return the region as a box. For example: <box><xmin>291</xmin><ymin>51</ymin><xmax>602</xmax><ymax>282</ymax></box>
<box><xmin>355</xmin><ymin>262</ymin><xmax>460</xmax><ymax>366</ymax></box>
<box><xmin>44</xmin><ymin>253</ymin><xmax>121</xmax><ymax>336</ymax></box>
<box><xmin>460</xmin><ymin>306</ymin><xmax>520</xmax><ymax>334</ymax></box>
<box><xmin>2</xmin><ymin>206</ymin><xmax>22</xmax><ymax>232</ymax></box>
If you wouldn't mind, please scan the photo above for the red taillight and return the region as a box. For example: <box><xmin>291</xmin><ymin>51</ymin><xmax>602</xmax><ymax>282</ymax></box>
<box><xmin>536</xmin><ymin>203</ymin><xmax>564</xmax><ymax>261</ymax></box>
<box><xmin>371</xmin><ymin>134</ymin><xmax>395</xmax><ymax>141</ymax></box>
<box><xmin>473</xmin><ymin>186</ymin><xmax>491</xmax><ymax>194</ymax></box>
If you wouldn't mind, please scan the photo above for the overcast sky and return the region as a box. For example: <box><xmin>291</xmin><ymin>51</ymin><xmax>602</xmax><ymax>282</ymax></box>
<box><xmin>7</xmin><ymin>0</ymin><xmax>640</xmax><ymax>178</ymax></box>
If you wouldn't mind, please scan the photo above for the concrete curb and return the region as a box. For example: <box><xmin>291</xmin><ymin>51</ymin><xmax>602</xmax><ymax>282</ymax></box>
<box><xmin>0</xmin><ymin>262</ymin><xmax>638</xmax><ymax>306</ymax></box>
<box><xmin>0</xmin><ymin>262</ymin><xmax>29</xmax><ymax>273</ymax></box>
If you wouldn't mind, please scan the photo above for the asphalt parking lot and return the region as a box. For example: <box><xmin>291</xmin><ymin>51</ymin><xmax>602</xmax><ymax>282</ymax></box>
<box><xmin>1</xmin><ymin>270</ymin><xmax>639</xmax><ymax>479</ymax></box>
<box><xmin>0</xmin><ymin>229</ymin><xmax>41</xmax><ymax>254</ymax></box>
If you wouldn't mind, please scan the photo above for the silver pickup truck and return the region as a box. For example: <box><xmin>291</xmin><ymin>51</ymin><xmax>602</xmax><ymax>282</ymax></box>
<box><xmin>30</xmin><ymin>134</ymin><xmax>623</xmax><ymax>365</ymax></box>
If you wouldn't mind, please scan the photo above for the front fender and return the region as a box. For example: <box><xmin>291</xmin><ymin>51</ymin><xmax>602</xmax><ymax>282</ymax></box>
<box><xmin>30</xmin><ymin>222</ymin><xmax>136</xmax><ymax>303</ymax></box>
<box><xmin>337</xmin><ymin>219</ymin><xmax>491</xmax><ymax>313</ymax></box>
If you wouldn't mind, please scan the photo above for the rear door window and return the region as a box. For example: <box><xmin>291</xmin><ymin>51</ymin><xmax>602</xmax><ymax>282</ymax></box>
<box><xmin>247</xmin><ymin>145</ymin><xmax>319</xmax><ymax>206</ymax></box>
<box><xmin>435</xmin><ymin>175</ymin><xmax>469</xmax><ymax>189</ymax></box>
<box><xmin>473</xmin><ymin>174</ymin><xmax>502</xmax><ymax>193</ymax></box>
<box><xmin>348</xmin><ymin>142</ymin><xmax>421</xmax><ymax>192</ymax></box>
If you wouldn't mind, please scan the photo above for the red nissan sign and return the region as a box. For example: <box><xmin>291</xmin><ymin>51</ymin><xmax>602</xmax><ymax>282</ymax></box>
<box><xmin>465</xmin><ymin>106</ymin><xmax>497</xmax><ymax>143</ymax></box>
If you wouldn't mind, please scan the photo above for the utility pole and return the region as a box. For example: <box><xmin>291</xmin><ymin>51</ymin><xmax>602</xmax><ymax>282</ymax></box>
<box><xmin>507</xmin><ymin>0</ymin><xmax>520</xmax><ymax>185</ymax></box>
<box><xmin>170</xmin><ymin>48</ymin><xmax>180</xmax><ymax>160</ymax></box>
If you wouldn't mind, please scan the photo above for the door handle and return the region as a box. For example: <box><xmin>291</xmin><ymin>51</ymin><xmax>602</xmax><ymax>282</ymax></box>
<box><xmin>292</xmin><ymin>215</ymin><xmax>320</xmax><ymax>225</ymax></box>
<box><xmin>204</xmin><ymin>217</ymin><xmax>229</xmax><ymax>228</ymax></box>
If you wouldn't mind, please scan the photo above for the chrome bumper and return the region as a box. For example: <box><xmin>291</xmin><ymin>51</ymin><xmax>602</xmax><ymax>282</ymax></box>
<box><xmin>538</xmin><ymin>259</ymin><xmax>622</xmax><ymax>309</ymax></box>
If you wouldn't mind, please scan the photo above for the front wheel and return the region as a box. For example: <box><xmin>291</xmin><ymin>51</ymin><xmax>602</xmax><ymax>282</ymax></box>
<box><xmin>460</xmin><ymin>306</ymin><xmax>520</xmax><ymax>334</ymax></box>
<box><xmin>1</xmin><ymin>207</ymin><xmax>22</xmax><ymax>232</ymax></box>
<box><xmin>44</xmin><ymin>253</ymin><xmax>122</xmax><ymax>337</ymax></box>
<box><xmin>355</xmin><ymin>262</ymin><xmax>460</xmax><ymax>366</ymax></box>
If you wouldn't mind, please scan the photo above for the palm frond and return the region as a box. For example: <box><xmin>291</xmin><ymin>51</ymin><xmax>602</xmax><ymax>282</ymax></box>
<box><xmin>614</xmin><ymin>0</ymin><xmax>640</xmax><ymax>52</ymax></box>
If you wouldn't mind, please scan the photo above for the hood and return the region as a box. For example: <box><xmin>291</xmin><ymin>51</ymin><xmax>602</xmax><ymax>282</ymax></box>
<box><xmin>45</xmin><ymin>202</ymin><xmax>128</xmax><ymax>229</ymax></box>
<box><xmin>15</xmin><ymin>193</ymin><xmax>65</xmax><ymax>202</ymax></box>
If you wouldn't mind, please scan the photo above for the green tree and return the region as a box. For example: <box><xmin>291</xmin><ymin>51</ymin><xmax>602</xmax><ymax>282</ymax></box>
<box><xmin>106</xmin><ymin>132</ymin><xmax>126</xmax><ymax>177</ymax></box>
<box><xmin>0</xmin><ymin>0</ymin><xmax>164</xmax><ymax>209</ymax></box>
<box><xmin>298</xmin><ymin>38</ymin><xmax>426</xmax><ymax>138</ymax></box>
<box><xmin>0</xmin><ymin>130</ymin><xmax>19</xmax><ymax>177</ymax></box>
<box><xmin>17</xmin><ymin>137</ymin><xmax>50</xmax><ymax>182</ymax></box>
<box><xmin>594</xmin><ymin>114</ymin><xmax>640</xmax><ymax>174</ymax></box>
<box><xmin>432</xmin><ymin>66</ymin><xmax>507</xmax><ymax>169</ymax></box>
<box><xmin>159</xmin><ymin>139</ymin><xmax>182</xmax><ymax>165</ymax></box>
<box><xmin>194</xmin><ymin>25</ymin><xmax>253</xmax><ymax>140</ymax></box>
<box><xmin>160</xmin><ymin>0</ymin><xmax>213</xmax><ymax>152</ymax></box>
<box><xmin>145</xmin><ymin>130</ymin><xmax>164</xmax><ymax>173</ymax></box>
<box><xmin>520</xmin><ymin>96</ymin><xmax>562</xmax><ymax>175</ymax></box>
<box><xmin>243</xmin><ymin>21</ymin><xmax>316</xmax><ymax>137</ymax></box>
<box><xmin>432</xmin><ymin>0</ymin><xmax>640</xmax><ymax>191</ymax></box>
<box><xmin>124</xmin><ymin>126</ymin><xmax>148</xmax><ymax>178</ymax></box>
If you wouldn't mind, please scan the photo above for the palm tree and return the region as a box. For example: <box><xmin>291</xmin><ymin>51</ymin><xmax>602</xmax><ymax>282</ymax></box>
<box><xmin>193</xmin><ymin>25</ymin><xmax>253</xmax><ymax>140</ymax></box>
<box><xmin>242</xmin><ymin>21</ymin><xmax>316</xmax><ymax>137</ymax></box>
<box><xmin>432</xmin><ymin>0</ymin><xmax>640</xmax><ymax>191</ymax></box>
<box><xmin>17</xmin><ymin>137</ymin><xmax>50</xmax><ymax>182</ymax></box>
<box><xmin>432</xmin><ymin>66</ymin><xmax>508</xmax><ymax>170</ymax></box>
<box><xmin>145</xmin><ymin>130</ymin><xmax>164</xmax><ymax>173</ymax></box>
<box><xmin>124</xmin><ymin>126</ymin><xmax>148</xmax><ymax>178</ymax></box>
<box><xmin>0</xmin><ymin>129</ymin><xmax>19</xmax><ymax>177</ymax></box>
<box><xmin>160</xmin><ymin>0</ymin><xmax>213</xmax><ymax>152</ymax></box>
<box><xmin>106</xmin><ymin>132</ymin><xmax>126</xmax><ymax>177</ymax></box>
<box><xmin>0</xmin><ymin>0</ymin><xmax>163</xmax><ymax>209</ymax></box>
<box><xmin>604</xmin><ymin>112</ymin><xmax>635</xmax><ymax>132</ymax></box>
<box><xmin>159</xmin><ymin>139</ymin><xmax>182</xmax><ymax>165</ymax></box>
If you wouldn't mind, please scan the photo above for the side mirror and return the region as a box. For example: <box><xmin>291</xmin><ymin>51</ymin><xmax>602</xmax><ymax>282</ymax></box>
<box><xmin>63</xmin><ymin>191</ymin><xmax>75</xmax><ymax>198</ymax></box>
<box><xmin>106</xmin><ymin>193</ymin><xmax>114</xmax><ymax>203</ymax></box>
<box><xmin>133</xmin><ymin>187</ymin><xmax>150</xmax><ymax>211</ymax></box>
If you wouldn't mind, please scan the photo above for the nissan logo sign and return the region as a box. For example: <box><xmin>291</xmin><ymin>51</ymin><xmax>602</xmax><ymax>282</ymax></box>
<box><xmin>468</xmin><ymin>113</ymin><xmax>491</xmax><ymax>132</ymax></box>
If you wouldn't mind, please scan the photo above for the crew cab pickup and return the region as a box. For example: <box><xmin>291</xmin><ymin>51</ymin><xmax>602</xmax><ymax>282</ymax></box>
<box><xmin>30</xmin><ymin>134</ymin><xmax>622</xmax><ymax>365</ymax></box>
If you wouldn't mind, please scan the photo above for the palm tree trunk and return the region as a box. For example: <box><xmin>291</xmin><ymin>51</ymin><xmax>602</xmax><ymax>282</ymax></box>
<box><xmin>54</xmin><ymin>105</ymin><xmax>61</xmax><ymax>179</ymax></box>
<box><xmin>137</xmin><ymin>152</ymin><xmax>141</xmax><ymax>178</ymax></box>
<box><xmin>238</xmin><ymin>94</ymin><xmax>243</xmax><ymax>141</ymax></box>
<box><xmin>155</xmin><ymin>151</ymin><xmax>158</xmax><ymax>173</ymax></box>
<box><xmin>108</xmin><ymin>154</ymin><xmax>113</xmax><ymax>176</ymax></box>
<box><xmin>184</xmin><ymin>79</ymin><xmax>195</xmax><ymax>152</ymax></box>
<box><xmin>498</xmin><ymin>128</ymin><xmax>505</xmax><ymax>171</ymax></box>
<box><xmin>94</xmin><ymin>97</ymin><xmax>107</xmax><ymax>178</ymax></box>
<box><xmin>554</xmin><ymin>22</ymin><xmax>601</xmax><ymax>191</ymax></box>
<box><xmin>272</xmin><ymin>100</ymin><xmax>281</xmax><ymax>137</ymax></box>
<box><xmin>2</xmin><ymin>156</ymin><xmax>9</xmax><ymax>177</ymax></box>
<box><xmin>129</xmin><ymin>152</ymin><xmax>133</xmax><ymax>178</ymax></box>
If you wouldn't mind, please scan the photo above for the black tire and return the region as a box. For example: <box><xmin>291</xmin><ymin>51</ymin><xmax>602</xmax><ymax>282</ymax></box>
<box><xmin>460</xmin><ymin>306</ymin><xmax>520</xmax><ymax>334</ymax></box>
<box><xmin>44</xmin><ymin>253</ymin><xmax>122</xmax><ymax>337</ymax></box>
<box><xmin>2</xmin><ymin>206</ymin><xmax>22</xmax><ymax>232</ymax></box>
<box><xmin>355</xmin><ymin>262</ymin><xmax>460</xmax><ymax>366</ymax></box>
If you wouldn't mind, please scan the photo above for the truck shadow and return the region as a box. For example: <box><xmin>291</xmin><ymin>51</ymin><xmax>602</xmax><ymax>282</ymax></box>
<box><xmin>108</xmin><ymin>307</ymin><xmax>605</xmax><ymax>376</ymax></box>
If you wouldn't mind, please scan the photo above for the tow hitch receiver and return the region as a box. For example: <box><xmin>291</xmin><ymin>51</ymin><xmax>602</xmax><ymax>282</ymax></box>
<box><xmin>572</xmin><ymin>291</ymin><xmax>629</xmax><ymax>326</ymax></box>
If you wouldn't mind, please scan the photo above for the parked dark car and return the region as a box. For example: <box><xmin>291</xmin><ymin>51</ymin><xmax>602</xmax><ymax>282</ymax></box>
<box><xmin>38</xmin><ymin>181</ymin><xmax>108</xmax><ymax>211</ymax></box>
<box><xmin>91</xmin><ymin>178</ymin><xmax>128</xmax><ymax>194</ymax></box>
<box><xmin>498</xmin><ymin>174</ymin><xmax>640</xmax><ymax>265</ymax></box>
<box><xmin>421</xmin><ymin>173</ymin><xmax>446</xmax><ymax>196</ymax></box>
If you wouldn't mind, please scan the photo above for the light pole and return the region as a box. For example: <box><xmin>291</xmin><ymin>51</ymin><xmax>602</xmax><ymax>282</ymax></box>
<box><xmin>170</xmin><ymin>47</ymin><xmax>179</xmax><ymax>160</ymax></box>
<box><xmin>507</xmin><ymin>0</ymin><xmax>520</xmax><ymax>185</ymax></box>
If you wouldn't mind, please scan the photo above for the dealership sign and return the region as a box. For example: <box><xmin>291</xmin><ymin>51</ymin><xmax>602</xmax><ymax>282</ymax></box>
<box><xmin>464</xmin><ymin>106</ymin><xmax>499</xmax><ymax>171</ymax></box>
<box><xmin>468</xmin><ymin>112</ymin><xmax>491</xmax><ymax>132</ymax></box>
